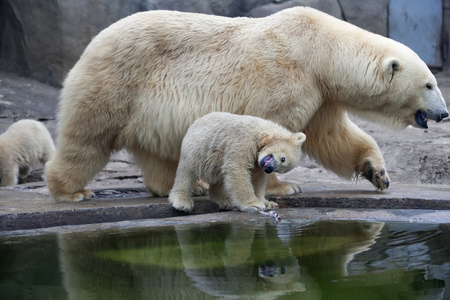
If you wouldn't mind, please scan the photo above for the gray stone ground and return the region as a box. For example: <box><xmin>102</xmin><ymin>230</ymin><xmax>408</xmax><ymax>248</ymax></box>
<box><xmin>1</xmin><ymin>70</ymin><xmax>450</xmax><ymax>230</ymax></box>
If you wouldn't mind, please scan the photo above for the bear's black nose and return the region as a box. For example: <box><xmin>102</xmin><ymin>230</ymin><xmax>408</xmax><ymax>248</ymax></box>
<box><xmin>442</xmin><ymin>112</ymin><xmax>449</xmax><ymax>119</ymax></box>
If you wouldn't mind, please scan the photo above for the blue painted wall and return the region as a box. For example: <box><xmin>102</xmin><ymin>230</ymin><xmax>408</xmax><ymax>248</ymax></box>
<box><xmin>389</xmin><ymin>0</ymin><xmax>443</xmax><ymax>68</ymax></box>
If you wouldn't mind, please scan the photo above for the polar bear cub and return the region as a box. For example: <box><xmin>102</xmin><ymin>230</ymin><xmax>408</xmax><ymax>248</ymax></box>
<box><xmin>169</xmin><ymin>112</ymin><xmax>306</xmax><ymax>212</ymax></box>
<box><xmin>0</xmin><ymin>120</ymin><xmax>55</xmax><ymax>187</ymax></box>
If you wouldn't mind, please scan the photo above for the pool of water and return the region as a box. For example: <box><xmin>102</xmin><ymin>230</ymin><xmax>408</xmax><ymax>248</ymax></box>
<box><xmin>1</xmin><ymin>220</ymin><xmax>449</xmax><ymax>299</ymax></box>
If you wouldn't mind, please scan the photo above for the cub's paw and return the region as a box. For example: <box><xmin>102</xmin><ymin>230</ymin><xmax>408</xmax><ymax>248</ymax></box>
<box><xmin>265</xmin><ymin>181</ymin><xmax>302</xmax><ymax>196</ymax></box>
<box><xmin>169</xmin><ymin>193</ymin><xmax>194</xmax><ymax>212</ymax></box>
<box><xmin>263</xmin><ymin>199</ymin><xmax>279</xmax><ymax>210</ymax></box>
<box><xmin>359</xmin><ymin>159</ymin><xmax>390</xmax><ymax>190</ymax></box>
<box><xmin>53</xmin><ymin>190</ymin><xmax>94</xmax><ymax>202</ymax></box>
<box><xmin>237</xmin><ymin>198</ymin><xmax>266</xmax><ymax>213</ymax></box>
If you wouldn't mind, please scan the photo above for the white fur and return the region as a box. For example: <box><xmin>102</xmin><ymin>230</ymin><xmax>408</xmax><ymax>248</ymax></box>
<box><xmin>46</xmin><ymin>7</ymin><xmax>447</xmax><ymax>201</ymax></box>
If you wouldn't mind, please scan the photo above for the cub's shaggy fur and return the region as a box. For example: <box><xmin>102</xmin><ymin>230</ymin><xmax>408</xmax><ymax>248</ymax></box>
<box><xmin>0</xmin><ymin>120</ymin><xmax>54</xmax><ymax>187</ymax></box>
<box><xmin>169</xmin><ymin>113</ymin><xmax>306</xmax><ymax>212</ymax></box>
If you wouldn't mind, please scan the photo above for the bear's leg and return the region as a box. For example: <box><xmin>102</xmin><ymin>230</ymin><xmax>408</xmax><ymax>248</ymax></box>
<box><xmin>303</xmin><ymin>103</ymin><xmax>390</xmax><ymax>190</ymax></box>
<box><xmin>252</xmin><ymin>170</ymin><xmax>278</xmax><ymax>210</ymax></box>
<box><xmin>209</xmin><ymin>181</ymin><xmax>233</xmax><ymax>210</ymax></box>
<box><xmin>45</xmin><ymin>146</ymin><xmax>110</xmax><ymax>202</ymax></box>
<box><xmin>168</xmin><ymin>160</ymin><xmax>196</xmax><ymax>212</ymax></box>
<box><xmin>224</xmin><ymin>166</ymin><xmax>266</xmax><ymax>212</ymax></box>
<box><xmin>132</xmin><ymin>151</ymin><xmax>178</xmax><ymax>197</ymax></box>
<box><xmin>18</xmin><ymin>166</ymin><xmax>31</xmax><ymax>179</ymax></box>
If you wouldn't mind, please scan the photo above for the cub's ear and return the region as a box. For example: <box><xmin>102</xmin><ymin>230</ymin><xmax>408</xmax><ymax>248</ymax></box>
<box><xmin>293</xmin><ymin>132</ymin><xmax>306</xmax><ymax>145</ymax></box>
<box><xmin>383</xmin><ymin>57</ymin><xmax>400</xmax><ymax>82</ymax></box>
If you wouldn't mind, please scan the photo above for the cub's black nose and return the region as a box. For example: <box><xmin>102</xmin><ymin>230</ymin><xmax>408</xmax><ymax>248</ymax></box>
<box><xmin>442</xmin><ymin>112</ymin><xmax>449</xmax><ymax>119</ymax></box>
<box><xmin>264</xmin><ymin>166</ymin><xmax>274</xmax><ymax>174</ymax></box>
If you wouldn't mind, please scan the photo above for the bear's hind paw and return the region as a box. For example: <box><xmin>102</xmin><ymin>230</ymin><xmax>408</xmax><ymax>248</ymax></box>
<box><xmin>265</xmin><ymin>181</ymin><xmax>302</xmax><ymax>196</ymax></box>
<box><xmin>193</xmin><ymin>181</ymin><xmax>209</xmax><ymax>196</ymax></box>
<box><xmin>53</xmin><ymin>190</ymin><xmax>94</xmax><ymax>202</ymax></box>
<box><xmin>263</xmin><ymin>199</ymin><xmax>279</xmax><ymax>210</ymax></box>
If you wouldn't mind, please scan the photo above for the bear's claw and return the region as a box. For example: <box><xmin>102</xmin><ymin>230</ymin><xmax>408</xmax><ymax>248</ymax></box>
<box><xmin>360</xmin><ymin>160</ymin><xmax>390</xmax><ymax>191</ymax></box>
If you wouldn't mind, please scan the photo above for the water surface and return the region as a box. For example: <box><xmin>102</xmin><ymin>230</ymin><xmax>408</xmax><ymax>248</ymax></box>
<box><xmin>1</xmin><ymin>220</ymin><xmax>449</xmax><ymax>299</ymax></box>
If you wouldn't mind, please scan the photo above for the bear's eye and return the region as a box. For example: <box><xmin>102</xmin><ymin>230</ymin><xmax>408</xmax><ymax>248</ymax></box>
<box><xmin>281</xmin><ymin>157</ymin><xmax>286</xmax><ymax>163</ymax></box>
<box><xmin>426</xmin><ymin>83</ymin><xmax>433</xmax><ymax>90</ymax></box>
<box><xmin>392</xmin><ymin>62</ymin><xmax>399</xmax><ymax>71</ymax></box>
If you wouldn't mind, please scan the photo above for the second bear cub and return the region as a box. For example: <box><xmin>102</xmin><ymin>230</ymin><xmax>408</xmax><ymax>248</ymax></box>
<box><xmin>0</xmin><ymin>119</ymin><xmax>55</xmax><ymax>187</ymax></box>
<box><xmin>169</xmin><ymin>112</ymin><xmax>306</xmax><ymax>212</ymax></box>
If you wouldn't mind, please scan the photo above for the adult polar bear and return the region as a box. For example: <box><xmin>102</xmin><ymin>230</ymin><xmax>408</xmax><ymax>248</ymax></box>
<box><xmin>45</xmin><ymin>7</ymin><xmax>448</xmax><ymax>202</ymax></box>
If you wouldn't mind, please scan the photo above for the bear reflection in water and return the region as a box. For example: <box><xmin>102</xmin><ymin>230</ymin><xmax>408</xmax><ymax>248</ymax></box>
<box><xmin>57</xmin><ymin>221</ymin><xmax>428</xmax><ymax>299</ymax></box>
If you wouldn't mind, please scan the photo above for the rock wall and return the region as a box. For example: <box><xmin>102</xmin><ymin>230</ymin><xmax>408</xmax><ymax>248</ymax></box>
<box><xmin>0</xmin><ymin>0</ymin><xmax>145</xmax><ymax>86</ymax></box>
<box><xmin>0</xmin><ymin>0</ymin><xmax>404</xmax><ymax>87</ymax></box>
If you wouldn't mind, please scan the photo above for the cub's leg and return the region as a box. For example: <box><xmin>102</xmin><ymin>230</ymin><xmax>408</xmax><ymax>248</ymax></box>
<box><xmin>303</xmin><ymin>102</ymin><xmax>389</xmax><ymax>190</ymax></box>
<box><xmin>224</xmin><ymin>164</ymin><xmax>266</xmax><ymax>212</ymax></box>
<box><xmin>45</xmin><ymin>144</ymin><xmax>110</xmax><ymax>202</ymax></box>
<box><xmin>209</xmin><ymin>181</ymin><xmax>233</xmax><ymax>210</ymax></box>
<box><xmin>252</xmin><ymin>170</ymin><xmax>278</xmax><ymax>210</ymax></box>
<box><xmin>168</xmin><ymin>159</ymin><xmax>196</xmax><ymax>212</ymax></box>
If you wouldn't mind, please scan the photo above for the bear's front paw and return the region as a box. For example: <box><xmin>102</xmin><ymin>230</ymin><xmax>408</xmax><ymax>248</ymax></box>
<box><xmin>360</xmin><ymin>159</ymin><xmax>390</xmax><ymax>191</ymax></box>
<box><xmin>265</xmin><ymin>181</ymin><xmax>302</xmax><ymax>196</ymax></box>
<box><xmin>169</xmin><ymin>193</ymin><xmax>194</xmax><ymax>212</ymax></box>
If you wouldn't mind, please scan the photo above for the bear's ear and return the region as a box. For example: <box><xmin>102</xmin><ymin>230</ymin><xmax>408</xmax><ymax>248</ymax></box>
<box><xmin>383</xmin><ymin>57</ymin><xmax>400</xmax><ymax>82</ymax></box>
<box><xmin>293</xmin><ymin>132</ymin><xmax>306</xmax><ymax>145</ymax></box>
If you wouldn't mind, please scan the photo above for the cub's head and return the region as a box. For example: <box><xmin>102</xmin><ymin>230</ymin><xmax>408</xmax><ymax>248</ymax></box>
<box><xmin>257</xmin><ymin>132</ymin><xmax>306</xmax><ymax>174</ymax></box>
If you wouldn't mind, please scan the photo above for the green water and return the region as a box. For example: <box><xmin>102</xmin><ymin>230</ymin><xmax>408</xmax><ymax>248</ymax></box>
<box><xmin>0</xmin><ymin>220</ymin><xmax>449</xmax><ymax>299</ymax></box>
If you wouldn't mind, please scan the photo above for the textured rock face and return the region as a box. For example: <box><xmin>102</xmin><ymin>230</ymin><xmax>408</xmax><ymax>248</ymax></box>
<box><xmin>0</xmin><ymin>0</ymin><xmax>145</xmax><ymax>86</ymax></box>
<box><xmin>0</xmin><ymin>0</ymin><xmax>392</xmax><ymax>86</ymax></box>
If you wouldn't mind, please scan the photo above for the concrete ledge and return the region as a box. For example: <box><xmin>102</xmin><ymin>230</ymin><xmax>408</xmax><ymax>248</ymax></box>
<box><xmin>1</xmin><ymin>183</ymin><xmax>450</xmax><ymax>231</ymax></box>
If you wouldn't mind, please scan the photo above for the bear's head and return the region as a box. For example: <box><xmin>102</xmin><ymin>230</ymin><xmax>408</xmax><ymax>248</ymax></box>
<box><xmin>335</xmin><ymin>34</ymin><xmax>448</xmax><ymax>130</ymax></box>
<box><xmin>380</xmin><ymin>52</ymin><xmax>448</xmax><ymax>129</ymax></box>
<box><xmin>258</xmin><ymin>132</ymin><xmax>306</xmax><ymax>174</ymax></box>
